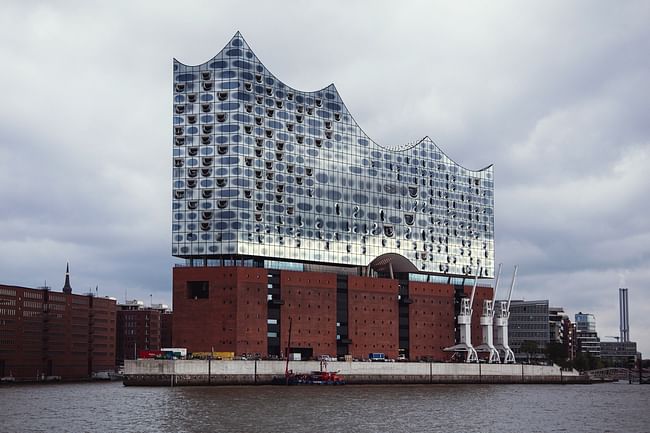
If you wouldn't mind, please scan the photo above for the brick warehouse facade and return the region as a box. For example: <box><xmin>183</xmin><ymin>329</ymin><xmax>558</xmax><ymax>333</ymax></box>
<box><xmin>116</xmin><ymin>301</ymin><xmax>169</xmax><ymax>365</ymax></box>
<box><xmin>279</xmin><ymin>271</ymin><xmax>337</xmax><ymax>359</ymax></box>
<box><xmin>172</xmin><ymin>266</ymin><xmax>268</xmax><ymax>356</ymax></box>
<box><xmin>408</xmin><ymin>282</ymin><xmax>455</xmax><ymax>360</ymax></box>
<box><xmin>172</xmin><ymin>267</ymin><xmax>491</xmax><ymax>360</ymax></box>
<box><xmin>0</xmin><ymin>283</ymin><xmax>116</xmax><ymax>380</ymax></box>
<box><xmin>347</xmin><ymin>275</ymin><xmax>399</xmax><ymax>359</ymax></box>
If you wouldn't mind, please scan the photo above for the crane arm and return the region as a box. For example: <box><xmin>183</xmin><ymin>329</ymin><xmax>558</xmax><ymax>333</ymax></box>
<box><xmin>492</xmin><ymin>263</ymin><xmax>502</xmax><ymax>303</ymax></box>
<box><xmin>506</xmin><ymin>265</ymin><xmax>518</xmax><ymax>312</ymax></box>
<box><xmin>469</xmin><ymin>266</ymin><xmax>482</xmax><ymax>306</ymax></box>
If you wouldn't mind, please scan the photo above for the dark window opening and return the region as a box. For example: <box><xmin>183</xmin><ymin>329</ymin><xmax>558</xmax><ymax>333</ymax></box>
<box><xmin>187</xmin><ymin>281</ymin><xmax>209</xmax><ymax>299</ymax></box>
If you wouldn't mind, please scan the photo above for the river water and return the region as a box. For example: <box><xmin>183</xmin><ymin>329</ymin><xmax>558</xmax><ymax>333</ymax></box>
<box><xmin>1</xmin><ymin>382</ymin><xmax>648</xmax><ymax>433</ymax></box>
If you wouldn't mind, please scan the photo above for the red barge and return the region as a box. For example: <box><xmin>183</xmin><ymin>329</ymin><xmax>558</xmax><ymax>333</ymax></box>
<box><xmin>275</xmin><ymin>317</ymin><xmax>345</xmax><ymax>385</ymax></box>
<box><xmin>284</xmin><ymin>368</ymin><xmax>345</xmax><ymax>385</ymax></box>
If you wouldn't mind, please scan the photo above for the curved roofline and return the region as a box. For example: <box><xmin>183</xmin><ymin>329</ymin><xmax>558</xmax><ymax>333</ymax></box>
<box><xmin>327</xmin><ymin>84</ymin><xmax>492</xmax><ymax>173</ymax></box>
<box><xmin>174</xmin><ymin>31</ymin><xmax>492</xmax><ymax>174</ymax></box>
<box><xmin>369</xmin><ymin>253</ymin><xmax>419</xmax><ymax>274</ymax></box>
<box><xmin>174</xmin><ymin>32</ymin><xmax>338</xmax><ymax>94</ymax></box>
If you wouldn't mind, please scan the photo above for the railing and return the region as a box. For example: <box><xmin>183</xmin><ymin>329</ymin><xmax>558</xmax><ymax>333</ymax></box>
<box><xmin>586</xmin><ymin>367</ymin><xmax>649</xmax><ymax>383</ymax></box>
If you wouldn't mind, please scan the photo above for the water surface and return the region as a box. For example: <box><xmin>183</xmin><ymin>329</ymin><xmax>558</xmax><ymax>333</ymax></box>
<box><xmin>1</xmin><ymin>382</ymin><xmax>648</xmax><ymax>433</ymax></box>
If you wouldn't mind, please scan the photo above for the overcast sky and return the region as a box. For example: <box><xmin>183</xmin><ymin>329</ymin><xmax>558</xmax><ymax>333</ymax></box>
<box><xmin>1</xmin><ymin>1</ymin><xmax>648</xmax><ymax>355</ymax></box>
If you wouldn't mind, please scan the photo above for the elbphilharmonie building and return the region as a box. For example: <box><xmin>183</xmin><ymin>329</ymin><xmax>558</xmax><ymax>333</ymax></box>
<box><xmin>171</xmin><ymin>33</ymin><xmax>494</xmax><ymax>360</ymax></box>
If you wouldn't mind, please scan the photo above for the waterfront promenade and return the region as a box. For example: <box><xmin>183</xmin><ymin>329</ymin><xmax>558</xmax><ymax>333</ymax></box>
<box><xmin>124</xmin><ymin>359</ymin><xmax>585</xmax><ymax>385</ymax></box>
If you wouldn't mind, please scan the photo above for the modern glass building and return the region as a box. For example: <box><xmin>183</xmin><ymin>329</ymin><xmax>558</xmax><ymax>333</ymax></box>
<box><xmin>575</xmin><ymin>312</ymin><xmax>597</xmax><ymax>333</ymax></box>
<box><xmin>575</xmin><ymin>312</ymin><xmax>600</xmax><ymax>357</ymax></box>
<box><xmin>170</xmin><ymin>33</ymin><xmax>498</xmax><ymax>360</ymax></box>
<box><xmin>508</xmin><ymin>300</ymin><xmax>551</xmax><ymax>357</ymax></box>
<box><xmin>172</xmin><ymin>32</ymin><xmax>494</xmax><ymax>280</ymax></box>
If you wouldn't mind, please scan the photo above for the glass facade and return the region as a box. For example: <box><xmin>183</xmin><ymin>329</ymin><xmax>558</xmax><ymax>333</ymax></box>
<box><xmin>575</xmin><ymin>312</ymin><xmax>596</xmax><ymax>333</ymax></box>
<box><xmin>172</xmin><ymin>33</ymin><xmax>495</xmax><ymax>278</ymax></box>
<box><xmin>508</xmin><ymin>300</ymin><xmax>551</xmax><ymax>354</ymax></box>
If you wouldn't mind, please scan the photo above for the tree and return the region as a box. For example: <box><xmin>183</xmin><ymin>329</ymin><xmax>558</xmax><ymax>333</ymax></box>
<box><xmin>573</xmin><ymin>352</ymin><xmax>604</xmax><ymax>371</ymax></box>
<box><xmin>546</xmin><ymin>342</ymin><xmax>568</xmax><ymax>366</ymax></box>
<box><xmin>520</xmin><ymin>340</ymin><xmax>539</xmax><ymax>363</ymax></box>
<box><xmin>573</xmin><ymin>353</ymin><xmax>588</xmax><ymax>371</ymax></box>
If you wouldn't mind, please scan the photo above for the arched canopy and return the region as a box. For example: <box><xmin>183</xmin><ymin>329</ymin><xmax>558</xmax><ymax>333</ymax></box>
<box><xmin>369</xmin><ymin>253</ymin><xmax>418</xmax><ymax>275</ymax></box>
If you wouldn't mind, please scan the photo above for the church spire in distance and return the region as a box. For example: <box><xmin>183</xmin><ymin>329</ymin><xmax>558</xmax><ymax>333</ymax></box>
<box><xmin>62</xmin><ymin>262</ymin><xmax>73</xmax><ymax>294</ymax></box>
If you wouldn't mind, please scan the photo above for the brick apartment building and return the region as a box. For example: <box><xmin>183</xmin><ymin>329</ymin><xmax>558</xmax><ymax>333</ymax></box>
<box><xmin>116</xmin><ymin>300</ymin><xmax>169</xmax><ymax>365</ymax></box>
<box><xmin>0</xmin><ymin>268</ymin><xmax>116</xmax><ymax>380</ymax></box>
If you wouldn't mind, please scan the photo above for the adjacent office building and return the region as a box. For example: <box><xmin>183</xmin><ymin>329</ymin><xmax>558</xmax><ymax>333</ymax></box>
<box><xmin>161</xmin><ymin>309</ymin><xmax>174</xmax><ymax>348</ymax></box>
<box><xmin>171</xmin><ymin>33</ymin><xmax>495</xmax><ymax>360</ymax></box>
<box><xmin>507</xmin><ymin>300</ymin><xmax>550</xmax><ymax>358</ymax></box>
<box><xmin>508</xmin><ymin>302</ymin><xmax>579</xmax><ymax>362</ymax></box>
<box><xmin>549</xmin><ymin>306</ymin><xmax>574</xmax><ymax>360</ymax></box>
<box><xmin>600</xmin><ymin>341</ymin><xmax>637</xmax><ymax>367</ymax></box>
<box><xmin>0</xmin><ymin>267</ymin><xmax>116</xmax><ymax>380</ymax></box>
<box><xmin>115</xmin><ymin>300</ymin><xmax>170</xmax><ymax>365</ymax></box>
<box><xmin>575</xmin><ymin>312</ymin><xmax>601</xmax><ymax>357</ymax></box>
<box><xmin>562</xmin><ymin>316</ymin><xmax>577</xmax><ymax>361</ymax></box>
<box><xmin>548</xmin><ymin>307</ymin><xmax>566</xmax><ymax>344</ymax></box>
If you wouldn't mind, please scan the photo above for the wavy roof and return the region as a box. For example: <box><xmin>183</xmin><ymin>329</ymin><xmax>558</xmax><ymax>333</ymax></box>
<box><xmin>174</xmin><ymin>32</ymin><xmax>492</xmax><ymax>174</ymax></box>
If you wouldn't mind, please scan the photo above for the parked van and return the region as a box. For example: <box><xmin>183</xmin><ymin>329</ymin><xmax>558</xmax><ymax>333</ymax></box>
<box><xmin>368</xmin><ymin>353</ymin><xmax>385</xmax><ymax>362</ymax></box>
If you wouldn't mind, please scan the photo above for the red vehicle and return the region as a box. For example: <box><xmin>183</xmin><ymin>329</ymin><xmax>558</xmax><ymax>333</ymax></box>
<box><xmin>138</xmin><ymin>350</ymin><xmax>163</xmax><ymax>359</ymax></box>
<box><xmin>284</xmin><ymin>369</ymin><xmax>345</xmax><ymax>385</ymax></box>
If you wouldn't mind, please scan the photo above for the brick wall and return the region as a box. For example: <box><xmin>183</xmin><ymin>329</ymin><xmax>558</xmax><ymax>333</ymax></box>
<box><xmin>408</xmin><ymin>282</ymin><xmax>455</xmax><ymax>360</ymax></box>
<box><xmin>279</xmin><ymin>271</ymin><xmax>337</xmax><ymax>358</ymax></box>
<box><xmin>347</xmin><ymin>276</ymin><xmax>399</xmax><ymax>359</ymax></box>
<box><xmin>172</xmin><ymin>267</ymin><xmax>267</xmax><ymax>356</ymax></box>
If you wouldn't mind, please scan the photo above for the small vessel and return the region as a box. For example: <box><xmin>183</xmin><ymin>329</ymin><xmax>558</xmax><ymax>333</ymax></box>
<box><xmin>109</xmin><ymin>370</ymin><xmax>124</xmax><ymax>381</ymax></box>
<box><xmin>284</xmin><ymin>368</ymin><xmax>345</xmax><ymax>385</ymax></box>
<box><xmin>274</xmin><ymin>317</ymin><xmax>345</xmax><ymax>385</ymax></box>
<box><xmin>92</xmin><ymin>371</ymin><xmax>111</xmax><ymax>381</ymax></box>
<box><xmin>92</xmin><ymin>370</ymin><xmax>123</xmax><ymax>381</ymax></box>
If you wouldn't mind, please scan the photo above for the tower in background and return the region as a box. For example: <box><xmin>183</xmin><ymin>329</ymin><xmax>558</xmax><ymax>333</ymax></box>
<box><xmin>619</xmin><ymin>288</ymin><xmax>629</xmax><ymax>343</ymax></box>
<box><xmin>62</xmin><ymin>263</ymin><xmax>72</xmax><ymax>294</ymax></box>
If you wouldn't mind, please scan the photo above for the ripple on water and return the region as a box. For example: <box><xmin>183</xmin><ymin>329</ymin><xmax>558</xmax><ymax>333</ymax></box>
<box><xmin>1</xmin><ymin>382</ymin><xmax>649</xmax><ymax>433</ymax></box>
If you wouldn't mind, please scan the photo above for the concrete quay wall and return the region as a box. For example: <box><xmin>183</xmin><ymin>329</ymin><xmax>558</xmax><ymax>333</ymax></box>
<box><xmin>123</xmin><ymin>360</ymin><xmax>586</xmax><ymax>386</ymax></box>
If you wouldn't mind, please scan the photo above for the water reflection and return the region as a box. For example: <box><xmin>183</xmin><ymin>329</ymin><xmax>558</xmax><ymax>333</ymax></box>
<box><xmin>1</xmin><ymin>382</ymin><xmax>649</xmax><ymax>433</ymax></box>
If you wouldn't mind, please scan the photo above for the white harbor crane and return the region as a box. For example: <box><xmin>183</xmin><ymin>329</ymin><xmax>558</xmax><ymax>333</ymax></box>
<box><xmin>444</xmin><ymin>267</ymin><xmax>481</xmax><ymax>363</ymax></box>
<box><xmin>493</xmin><ymin>265</ymin><xmax>517</xmax><ymax>363</ymax></box>
<box><xmin>475</xmin><ymin>263</ymin><xmax>502</xmax><ymax>363</ymax></box>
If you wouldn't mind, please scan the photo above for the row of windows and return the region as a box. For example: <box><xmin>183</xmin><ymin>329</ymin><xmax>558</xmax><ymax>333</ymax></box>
<box><xmin>0</xmin><ymin>288</ymin><xmax>17</xmax><ymax>296</ymax></box>
<box><xmin>23</xmin><ymin>290</ymin><xmax>41</xmax><ymax>299</ymax></box>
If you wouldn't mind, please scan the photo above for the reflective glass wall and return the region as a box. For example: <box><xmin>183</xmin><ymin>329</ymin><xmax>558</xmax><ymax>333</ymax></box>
<box><xmin>172</xmin><ymin>33</ymin><xmax>495</xmax><ymax>278</ymax></box>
